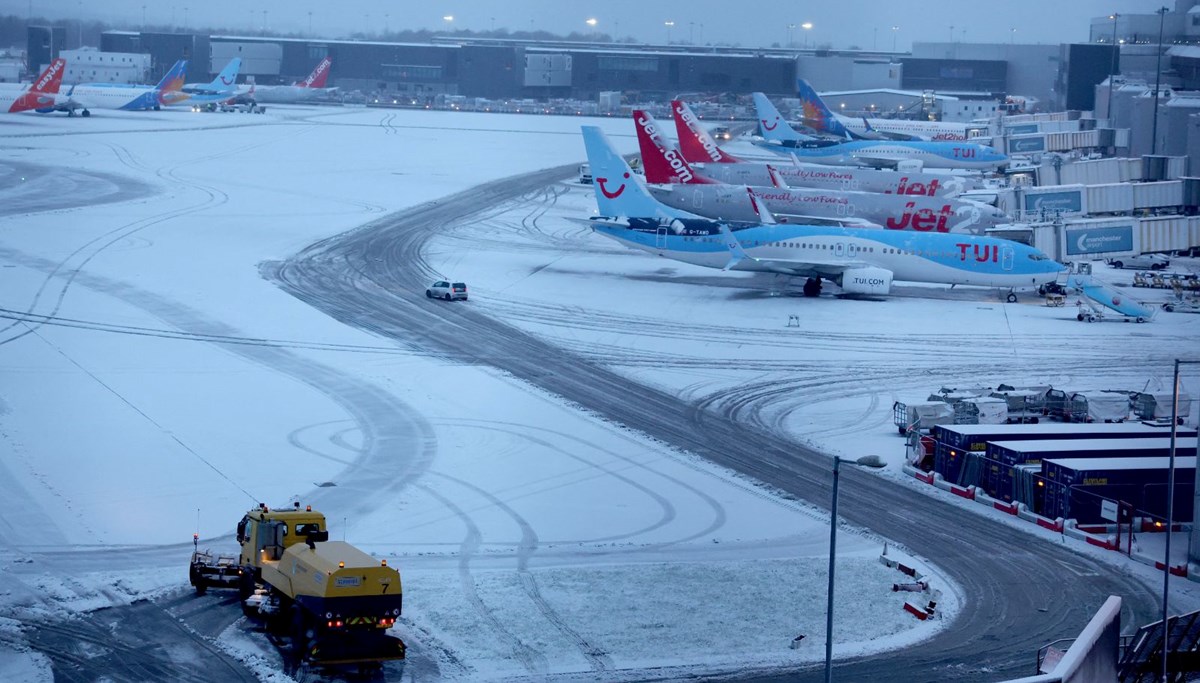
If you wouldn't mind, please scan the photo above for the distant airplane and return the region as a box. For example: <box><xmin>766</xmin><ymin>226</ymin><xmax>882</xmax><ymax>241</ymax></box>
<box><xmin>44</xmin><ymin>60</ymin><xmax>188</xmax><ymax>117</ymax></box>
<box><xmin>796</xmin><ymin>78</ymin><xmax>971</xmax><ymax>142</ymax></box>
<box><xmin>752</xmin><ymin>92</ymin><xmax>1008</xmax><ymax>171</ymax></box>
<box><xmin>165</xmin><ymin>58</ymin><xmax>244</xmax><ymax>110</ymax></box>
<box><xmin>671</xmin><ymin>99</ymin><xmax>974</xmax><ymax>196</ymax></box>
<box><xmin>581</xmin><ymin>125</ymin><xmax>1061</xmax><ymax>300</ymax></box>
<box><xmin>632</xmin><ymin>110</ymin><xmax>1007</xmax><ymax>233</ymax></box>
<box><xmin>252</xmin><ymin>57</ymin><xmax>338</xmax><ymax>103</ymax></box>
<box><xmin>670</xmin><ymin>99</ymin><xmax>976</xmax><ymax>197</ymax></box>
<box><xmin>0</xmin><ymin>59</ymin><xmax>66</xmax><ymax>114</ymax></box>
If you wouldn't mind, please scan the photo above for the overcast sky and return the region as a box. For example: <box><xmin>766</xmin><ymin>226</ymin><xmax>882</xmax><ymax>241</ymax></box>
<box><xmin>3</xmin><ymin>0</ymin><xmax>1170</xmax><ymax>50</ymax></box>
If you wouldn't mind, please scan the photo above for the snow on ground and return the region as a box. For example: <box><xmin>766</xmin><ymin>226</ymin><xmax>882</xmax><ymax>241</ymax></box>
<box><xmin>0</xmin><ymin>106</ymin><xmax>965</xmax><ymax>681</ymax></box>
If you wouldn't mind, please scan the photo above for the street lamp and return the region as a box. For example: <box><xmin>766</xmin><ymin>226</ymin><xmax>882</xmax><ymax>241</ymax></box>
<box><xmin>1150</xmin><ymin>6</ymin><xmax>1168</xmax><ymax>156</ymax></box>
<box><xmin>665</xmin><ymin>20</ymin><xmax>674</xmax><ymax>44</ymax></box>
<box><xmin>891</xmin><ymin>25</ymin><xmax>899</xmax><ymax>52</ymax></box>
<box><xmin>1107</xmin><ymin>14</ymin><xmax>1119</xmax><ymax>121</ymax></box>
<box><xmin>801</xmin><ymin>21</ymin><xmax>813</xmax><ymax>49</ymax></box>
<box><xmin>1162</xmin><ymin>359</ymin><xmax>1198</xmax><ymax>683</ymax></box>
<box><xmin>824</xmin><ymin>455</ymin><xmax>886</xmax><ymax>683</ymax></box>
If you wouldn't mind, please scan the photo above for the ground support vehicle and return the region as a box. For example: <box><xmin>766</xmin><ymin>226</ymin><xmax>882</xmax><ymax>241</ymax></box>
<box><xmin>190</xmin><ymin>503</ymin><xmax>405</xmax><ymax>670</ymax></box>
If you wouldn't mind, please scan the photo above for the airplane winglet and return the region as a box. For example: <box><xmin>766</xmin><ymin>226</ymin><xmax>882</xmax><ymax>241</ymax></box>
<box><xmin>789</xmin><ymin>152</ymin><xmax>802</xmax><ymax>167</ymax></box>
<box><xmin>746</xmin><ymin>188</ymin><xmax>778</xmax><ymax>225</ymax></box>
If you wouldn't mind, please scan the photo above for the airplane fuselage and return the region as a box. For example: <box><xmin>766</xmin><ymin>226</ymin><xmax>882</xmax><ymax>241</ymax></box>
<box><xmin>693</xmin><ymin>163</ymin><xmax>976</xmax><ymax>197</ymax></box>
<box><xmin>647</xmin><ymin>184</ymin><xmax>1006</xmax><ymax>233</ymax></box>
<box><xmin>591</xmin><ymin>220</ymin><xmax>1062</xmax><ymax>290</ymax></box>
<box><xmin>755</xmin><ymin>139</ymin><xmax>1007</xmax><ymax>171</ymax></box>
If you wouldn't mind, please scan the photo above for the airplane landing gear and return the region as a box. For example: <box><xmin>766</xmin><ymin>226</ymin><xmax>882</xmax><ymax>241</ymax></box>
<box><xmin>81</xmin><ymin>109</ymin><xmax>91</xmax><ymax>117</ymax></box>
<box><xmin>803</xmin><ymin>277</ymin><xmax>822</xmax><ymax>298</ymax></box>
<box><xmin>1005</xmin><ymin>290</ymin><xmax>1017</xmax><ymax>303</ymax></box>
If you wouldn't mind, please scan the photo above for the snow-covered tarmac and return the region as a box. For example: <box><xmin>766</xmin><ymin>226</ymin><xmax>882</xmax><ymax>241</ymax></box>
<box><xmin>0</xmin><ymin>105</ymin><xmax>1197</xmax><ymax>681</ymax></box>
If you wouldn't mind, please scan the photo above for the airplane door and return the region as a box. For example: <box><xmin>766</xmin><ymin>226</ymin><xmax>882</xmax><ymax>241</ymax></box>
<box><xmin>692</xmin><ymin>188</ymin><xmax>704</xmax><ymax>209</ymax></box>
<box><xmin>834</xmin><ymin>242</ymin><xmax>845</xmax><ymax>258</ymax></box>
<box><xmin>656</xmin><ymin>226</ymin><xmax>668</xmax><ymax>250</ymax></box>
<box><xmin>1001</xmin><ymin>246</ymin><xmax>1014</xmax><ymax>271</ymax></box>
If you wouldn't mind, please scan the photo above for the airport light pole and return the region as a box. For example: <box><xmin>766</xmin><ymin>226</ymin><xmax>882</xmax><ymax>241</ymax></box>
<box><xmin>891</xmin><ymin>25</ymin><xmax>899</xmax><ymax>52</ymax></box>
<box><xmin>788</xmin><ymin>23</ymin><xmax>796</xmax><ymax>48</ymax></box>
<box><xmin>1107</xmin><ymin>14</ymin><xmax>1119</xmax><ymax>121</ymax></box>
<box><xmin>1150</xmin><ymin>6</ymin><xmax>1168</xmax><ymax>155</ymax></box>
<box><xmin>802</xmin><ymin>21</ymin><xmax>813</xmax><ymax>49</ymax></box>
<box><xmin>1162</xmin><ymin>359</ymin><xmax>1198</xmax><ymax>683</ymax></box>
<box><xmin>664</xmin><ymin>20</ymin><xmax>674</xmax><ymax>44</ymax></box>
<box><xmin>825</xmin><ymin>455</ymin><xmax>886</xmax><ymax>683</ymax></box>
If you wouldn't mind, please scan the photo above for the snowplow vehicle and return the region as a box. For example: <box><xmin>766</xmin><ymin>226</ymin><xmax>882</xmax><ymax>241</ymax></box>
<box><xmin>190</xmin><ymin>503</ymin><xmax>405</xmax><ymax>668</ymax></box>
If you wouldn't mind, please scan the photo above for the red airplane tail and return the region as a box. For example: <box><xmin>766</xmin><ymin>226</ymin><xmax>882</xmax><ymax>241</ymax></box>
<box><xmin>297</xmin><ymin>57</ymin><xmax>332</xmax><ymax>88</ymax></box>
<box><xmin>632</xmin><ymin>109</ymin><xmax>714</xmax><ymax>185</ymax></box>
<box><xmin>670</xmin><ymin>99</ymin><xmax>742</xmax><ymax>164</ymax></box>
<box><xmin>10</xmin><ymin>58</ymin><xmax>65</xmax><ymax>112</ymax></box>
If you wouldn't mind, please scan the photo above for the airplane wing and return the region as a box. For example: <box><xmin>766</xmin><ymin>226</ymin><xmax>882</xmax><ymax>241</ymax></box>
<box><xmin>848</xmin><ymin>154</ymin><xmax>901</xmax><ymax>170</ymax></box>
<box><xmin>715</xmin><ymin>224</ymin><xmax>869</xmax><ymax>277</ymax></box>
<box><xmin>772</xmin><ymin>213</ymin><xmax>880</xmax><ymax>228</ymax></box>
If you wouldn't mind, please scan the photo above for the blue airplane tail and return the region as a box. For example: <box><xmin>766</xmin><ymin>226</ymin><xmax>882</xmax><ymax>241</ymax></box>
<box><xmin>795</xmin><ymin>78</ymin><xmax>856</xmax><ymax>139</ymax></box>
<box><xmin>581</xmin><ymin>126</ymin><xmax>692</xmax><ymax>220</ymax></box>
<box><xmin>210</xmin><ymin>58</ymin><xmax>242</xmax><ymax>89</ymax></box>
<box><xmin>751</xmin><ymin>92</ymin><xmax>806</xmax><ymax>143</ymax></box>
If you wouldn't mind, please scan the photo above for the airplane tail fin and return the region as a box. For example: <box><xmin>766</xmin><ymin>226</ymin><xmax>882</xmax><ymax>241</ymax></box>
<box><xmin>581</xmin><ymin>126</ymin><xmax>690</xmax><ymax>220</ymax></box>
<box><xmin>299</xmin><ymin>57</ymin><xmax>332</xmax><ymax>88</ymax></box>
<box><xmin>716</xmin><ymin>223</ymin><xmax>751</xmax><ymax>271</ymax></box>
<box><xmin>11</xmin><ymin>58</ymin><xmax>66</xmax><ymax>112</ymax></box>
<box><xmin>670</xmin><ymin>99</ymin><xmax>742</xmax><ymax>164</ymax></box>
<box><xmin>211</xmin><ymin>58</ymin><xmax>241</xmax><ymax>89</ymax></box>
<box><xmin>745</xmin><ymin>188</ymin><xmax>778</xmax><ymax>225</ymax></box>
<box><xmin>766</xmin><ymin>165</ymin><xmax>790</xmax><ymax>189</ymax></box>
<box><xmin>795</xmin><ymin>78</ymin><xmax>858</xmax><ymax>139</ymax></box>
<box><xmin>30</xmin><ymin>58</ymin><xmax>66</xmax><ymax>94</ymax></box>
<box><xmin>632</xmin><ymin>110</ymin><xmax>712</xmax><ymax>185</ymax></box>
<box><xmin>751</xmin><ymin>92</ymin><xmax>805</xmax><ymax>142</ymax></box>
<box><xmin>155</xmin><ymin>60</ymin><xmax>188</xmax><ymax>92</ymax></box>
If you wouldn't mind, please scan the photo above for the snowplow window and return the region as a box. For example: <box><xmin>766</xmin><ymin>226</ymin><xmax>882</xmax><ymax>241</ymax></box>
<box><xmin>296</xmin><ymin>523</ymin><xmax>321</xmax><ymax>536</ymax></box>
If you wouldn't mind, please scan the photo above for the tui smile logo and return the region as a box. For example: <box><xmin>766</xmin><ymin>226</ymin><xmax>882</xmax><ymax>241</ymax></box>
<box><xmin>761</xmin><ymin>118</ymin><xmax>779</xmax><ymax>131</ymax></box>
<box><xmin>597</xmin><ymin>172</ymin><xmax>629</xmax><ymax>199</ymax></box>
<box><xmin>221</xmin><ymin>75</ymin><xmax>234</xmax><ymax>85</ymax></box>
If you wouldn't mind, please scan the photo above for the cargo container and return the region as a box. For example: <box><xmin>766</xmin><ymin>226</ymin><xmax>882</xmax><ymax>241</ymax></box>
<box><xmin>989</xmin><ymin>388</ymin><xmax>1046</xmax><ymax>422</ymax></box>
<box><xmin>1063</xmin><ymin>390</ymin><xmax>1131</xmax><ymax>423</ymax></box>
<box><xmin>1040</xmin><ymin>455</ymin><xmax>1196</xmax><ymax>524</ymax></box>
<box><xmin>1132</xmin><ymin>391</ymin><xmax>1193</xmax><ymax>421</ymax></box>
<box><xmin>931</xmin><ymin>423</ymin><xmax>1197</xmax><ymax>485</ymax></box>
<box><xmin>893</xmin><ymin>401</ymin><xmax>953</xmax><ymax>435</ymax></box>
<box><xmin>981</xmin><ymin>437</ymin><xmax>1199</xmax><ymax>503</ymax></box>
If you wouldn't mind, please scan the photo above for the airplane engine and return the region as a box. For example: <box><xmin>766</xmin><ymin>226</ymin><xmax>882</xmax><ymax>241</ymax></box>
<box><xmin>838</xmin><ymin>267</ymin><xmax>893</xmax><ymax>295</ymax></box>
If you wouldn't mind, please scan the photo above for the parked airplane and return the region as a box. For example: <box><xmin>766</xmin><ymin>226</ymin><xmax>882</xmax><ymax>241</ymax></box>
<box><xmin>0</xmin><ymin>59</ymin><xmax>67</xmax><ymax>114</ymax></box>
<box><xmin>44</xmin><ymin>60</ymin><xmax>188</xmax><ymax>116</ymax></box>
<box><xmin>252</xmin><ymin>57</ymin><xmax>337</xmax><ymax>103</ymax></box>
<box><xmin>166</xmin><ymin>58</ymin><xmax>243</xmax><ymax>110</ymax></box>
<box><xmin>670</xmin><ymin>99</ymin><xmax>977</xmax><ymax>197</ymax></box>
<box><xmin>752</xmin><ymin>92</ymin><xmax>1008</xmax><ymax>171</ymax></box>
<box><xmin>581</xmin><ymin>125</ymin><xmax>1061</xmax><ymax>299</ymax></box>
<box><xmin>796</xmin><ymin>78</ymin><xmax>973</xmax><ymax>141</ymax></box>
<box><xmin>635</xmin><ymin>110</ymin><xmax>1006</xmax><ymax>232</ymax></box>
<box><xmin>633</xmin><ymin>110</ymin><xmax>1007</xmax><ymax>233</ymax></box>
